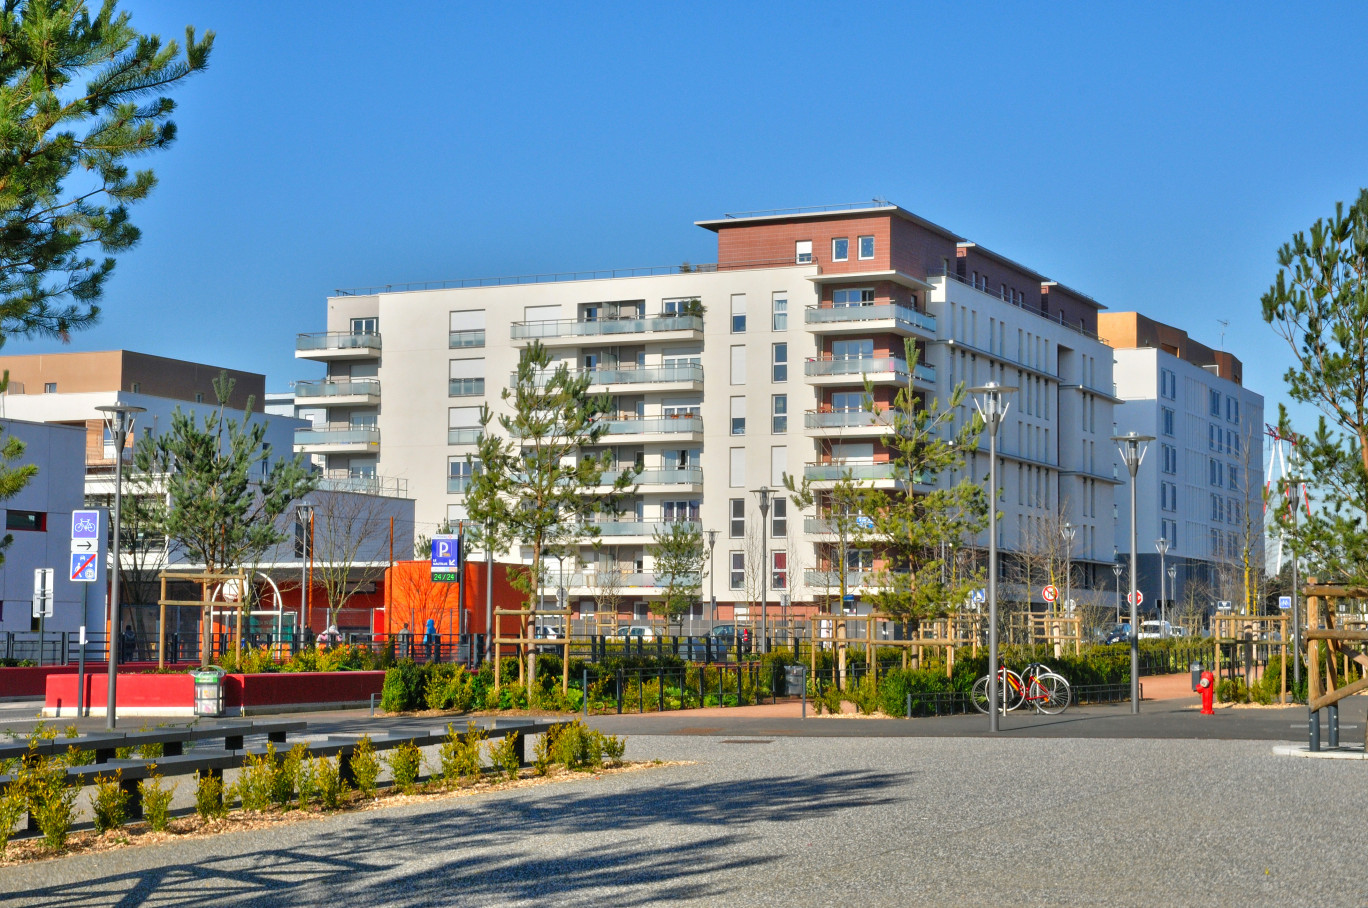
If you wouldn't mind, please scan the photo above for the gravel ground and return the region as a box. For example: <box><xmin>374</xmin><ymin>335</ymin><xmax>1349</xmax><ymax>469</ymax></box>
<box><xmin>2</xmin><ymin>733</ymin><xmax>1365</xmax><ymax>907</ymax></box>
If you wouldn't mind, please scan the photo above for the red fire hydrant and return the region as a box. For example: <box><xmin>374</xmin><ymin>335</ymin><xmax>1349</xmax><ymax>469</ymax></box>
<box><xmin>1198</xmin><ymin>670</ymin><xmax>1216</xmax><ymax>715</ymax></box>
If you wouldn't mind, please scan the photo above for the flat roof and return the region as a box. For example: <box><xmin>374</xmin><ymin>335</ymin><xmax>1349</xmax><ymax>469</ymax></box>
<box><xmin>695</xmin><ymin>202</ymin><xmax>964</xmax><ymax>242</ymax></box>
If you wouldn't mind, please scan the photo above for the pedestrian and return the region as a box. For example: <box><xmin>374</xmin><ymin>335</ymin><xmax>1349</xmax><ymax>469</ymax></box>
<box><xmin>424</xmin><ymin>618</ymin><xmax>438</xmax><ymax>662</ymax></box>
<box><xmin>397</xmin><ymin>622</ymin><xmax>411</xmax><ymax>660</ymax></box>
<box><xmin>303</xmin><ymin>625</ymin><xmax>316</xmax><ymax>649</ymax></box>
<box><xmin>325</xmin><ymin>624</ymin><xmax>341</xmax><ymax>648</ymax></box>
<box><xmin>120</xmin><ymin>624</ymin><xmax>136</xmax><ymax>663</ymax></box>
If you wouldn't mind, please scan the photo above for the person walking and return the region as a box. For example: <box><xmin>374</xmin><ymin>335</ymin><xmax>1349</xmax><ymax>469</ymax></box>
<box><xmin>397</xmin><ymin>622</ymin><xmax>411</xmax><ymax>660</ymax></box>
<box><xmin>121</xmin><ymin>624</ymin><xmax>137</xmax><ymax>663</ymax></box>
<box><xmin>424</xmin><ymin>618</ymin><xmax>438</xmax><ymax>662</ymax></box>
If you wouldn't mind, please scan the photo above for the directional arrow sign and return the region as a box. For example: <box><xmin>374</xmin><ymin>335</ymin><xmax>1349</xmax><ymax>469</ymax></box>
<box><xmin>70</xmin><ymin>538</ymin><xmax>95</xmax><ymax>554</ymax></box>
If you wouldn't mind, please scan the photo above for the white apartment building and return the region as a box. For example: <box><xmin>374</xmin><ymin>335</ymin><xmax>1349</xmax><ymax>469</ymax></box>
<box><xmin>298</xmin><ymin>202</ymin><xmax>1122</xmax><ymax>622</ymax></box>
<box><xmin>1101</xmin><ymin>313</ymin><xmax>1264</xmax><ymax>613</ymax></box>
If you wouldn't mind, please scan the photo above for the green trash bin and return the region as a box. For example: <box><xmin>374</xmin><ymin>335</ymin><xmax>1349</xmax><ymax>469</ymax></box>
<box><xmin>193</xmin><ymin>667</ymin><xmax>226</xmax><ymax>717</ymax></box>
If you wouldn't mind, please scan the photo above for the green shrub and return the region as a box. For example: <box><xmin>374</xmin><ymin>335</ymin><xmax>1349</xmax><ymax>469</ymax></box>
<box><xmin>489</xmin><ymin>732</ymin><xmax>521</xmax><ymax>781</ymax></box>
<box><xmin>381</xmin><ymin>661</ymin><xmax>425</xmax><ymax>712</ymax></box>
<box><xmin>28</xmin><ymin>758</ymin><xmax>77</xmax><ymax>850</ymax></box>
<box><xmin>140</xmin><ymin>771</ymin><xmax>175</xmax><ymax>832</ymax></box>
<box><xmin>1217</xmin><ymin>677</ymin><xmax>1249</xmax><ymax>703</ymax></box>
<box><xmin>194</xmin><ymin>771</ymin><xmax>227</xmax><ymax>820</ymax></box>
<box><xmin>350</xmin><ymin>736</ymin><xmax>381</xmax><ymax>799</ymax></box>
<box><xmin>235</xmin><ymin>746</ymin><xmax>275</xmax><ymax>812</ymax></box>
<box><xmin>313</xmin><ymin>755</ymin><xmax>348</xmax><ymax>809</ymax></box>
<box><xmin>547</xmin><ymin>720</ymin><xmax>605</xmax><ymax>771</ymax></box>
<box><xmin>439</xmin><ymin>722</ymin><xmax>486</xmax><ymax>785</ymax></box>
<box><xmin>0</xmin><ymin>785</ymin><xmax>25</xmax><ymax>852</ymax></box>
<box><xmin>387</xmin><ymin>740</ymin><xmax>423</xmax><ymax>792</ymax></box>
<box><xmin>601</xmin><ymin>733</ymin><xmax>626</xmax><ymax>766</ymax></box>
<box><xmin>92</xmin><ymin>771</ymin><xmax>129</xmax><ymax>833</ymax></box>
<box><xmin>274</xmin><ymin>743</ymin><xmax>310</xmax><ymax>809</ymax></box>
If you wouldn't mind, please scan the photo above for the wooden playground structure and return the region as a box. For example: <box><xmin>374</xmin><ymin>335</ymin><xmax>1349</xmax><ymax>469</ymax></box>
<box><xmin>492</xmin><ymin>605</ymin><xmax>571</xmax><ymax>692</ymax></box>
<box><xmin>155</xmin><ymin>569</ymin><xmax>250</xmax><ymax>669</ymax></box>
<box><xmin>808</xmin><ymin>611</ymin><xmax>980</xmax><ymax>679</ymax></box>
<box><xmin>1303</xmin><ymin>581</ymin><xmax>1368</xmax><ymax>750</ymax></box>
<box><xmin>1210</xmin><ymin>613</ymin><xmax>1289</xmax><ymax>703</ymax></box>
<box><xmin>1007</xmin><ymin>611</ymin><xmax>1083</xmax><ymax>655</ymax></box>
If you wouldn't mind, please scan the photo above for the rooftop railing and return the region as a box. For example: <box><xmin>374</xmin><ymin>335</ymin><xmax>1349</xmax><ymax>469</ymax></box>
<box><xmin>316</xmin><ymin>471</ymin><xmax>408</xmax><ymax>498</ymax></box>
<box><xmin>928</xmin><ymin>269</ymin><xmax>1107</xmax><ymax>344</ymax></box>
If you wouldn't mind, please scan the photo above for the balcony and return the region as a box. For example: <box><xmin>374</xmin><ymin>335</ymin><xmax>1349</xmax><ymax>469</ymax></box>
<box><xmin>598</xmin><ymin>467</ymin><xmax>703</xmax><ymax>491</ymax></box>
<box><xmin>580</xmin><ymin>519</ymin><xmax>701</xmax><ymax>541</ymax></box>
<box><xmin>448</xmin><ymin>475</ymin><xmax>475</xmax><ymax>494</ymax></box>
<box><xmin>599</xmin><ymin>415</ymin><xmax>704</xmax><ymax>442</ymax></box>
<box><xmin>510</xmin><ymin>314</ymin><xmax>703</xmax><ymax>346</ymax></box>
<box><xmin>804</xmin><ymin>303</ymin><xmax>937</xmax><ymax>337</ymax></box>
<box><xmin>449</xmin><ymin>378</ymin><xmax>486</xmax><ymax>397</ymax></box>
<box><xmin>803</xmin><ymin>516</ymin><xmax>875</xmax><ymax>535</ymax></box>
<box><xmin>294</xmin><ymin>426</ymin><xmax>380</xmax><ymax>454</ymax></box>
<box><xmin>804</xmin><ymin>570</ymin><xmax>879</xmax><ymax>589</ymax></box>
<box><xmin>518</xmin><ymin>363</ymin><xmax>704</xmax><ymax>392</ymax></box>
<box><xmin>316</xmin><ymin>471</ymin><xmax>408</xmax><ymax>498</ymax></box>
<box><xmin>565</xmin><ymin>571</ymin><xmax>700</xmax><ymax>592</ymax></box>
<box><xmin>293</xmin><ymin>379</ymin><xmax>381</xmax><ymax>407</ymax></box>
<box><xmin>804</xmin><ymin>408</ymin><xmax>893</xmax><ymax>437</ymax></box>
<box><xmin>296</xmin><ymin>332</ymin><xmax>381</xmax><ymax>360</ymax></box>
<box><xmin>801</xmin><ymin>462</ymin><xmax>932</xmax><ymax>487</ymax></box>
<box><xmin>449</xmin><ymin>329</ymin><xmax>486</xmax><ymax>349</ymax></box>
<box><xmin>804</xmin><ymin>357</ymin><xmax>935</xmax><ymax>387</ymax></box>
<box><xmin>448</xmin><ymin>427</ymin><xmax>483</xmax><ymax>445</ymax></box>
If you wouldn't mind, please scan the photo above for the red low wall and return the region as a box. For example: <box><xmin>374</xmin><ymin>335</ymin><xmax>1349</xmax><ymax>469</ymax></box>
<box><xmin>45</xmin><ymin>670</ymin><xmax>386</xmax><ymax>717</ymax></box>
<box><xmin>1</xmin><ymin>662</ymin><xmax>168</xmax><ymax>698</ymax></box>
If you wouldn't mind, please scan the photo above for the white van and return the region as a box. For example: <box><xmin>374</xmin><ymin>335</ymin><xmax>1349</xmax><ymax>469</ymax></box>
<box><xmin>1137</xmin><ymin>620</ymin><xmax>1173</xmax><ymax>640</ymax></box>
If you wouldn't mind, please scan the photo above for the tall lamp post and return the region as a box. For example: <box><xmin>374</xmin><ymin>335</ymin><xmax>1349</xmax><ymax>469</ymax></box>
<box><xmin>1061</xmin><ymin>522</ymin><xmax>1075</xmax><ymax>617</ymax></box>
<box><xmin>1155</xmin><ymin>538</ymin><xmax>1169</xmax><ymax>628</ymax></box>
<box><xmin>705</xmin><ymin>529</ymin><xmax>718</xmax><ymax>625</ymax></box>
<box><xmin>1112</xmin><ymin>561</ymin><xmax>1124</xmax><ymax>624</ymax></box>
<box><xmin>295</xmin><ymin>502</ymin><xmax>314</xmax><ymax>648</ymax></box>
<box><xmin>753</xmin><ymin>487</ymin><xmax>772</xmax><ymax>654</ymax></box>
<box><xmin>1113</xmin><ymin>431</ymin><xmax>1154</xmax><ymax>714</ymax></box>
<box><xmin>1166</xmin><ymin>564</ymin><xmax>1176</xmax><ymax>631</ymax></box>
<box><xmin>96</xmin><ymin>403</ymin><xmax>145</xmax><ymax>731</ymax></box>
<box><xmin>969</xmin><ymin>381</ymin><xmax>1017</xmax><ymax>732</ymax></box>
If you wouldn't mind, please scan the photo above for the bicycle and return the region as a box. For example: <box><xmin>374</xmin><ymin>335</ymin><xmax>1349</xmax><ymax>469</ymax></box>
<box><xmin>971</xmin><ymin>663</ymin><xmax>1071</xmax><ymax>715</ymax></box>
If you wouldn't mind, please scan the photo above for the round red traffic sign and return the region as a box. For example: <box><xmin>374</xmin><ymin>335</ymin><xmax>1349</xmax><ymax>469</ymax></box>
<box><xmin>1127</xmin><ymin>590</ymin><xmax>1144</xmax><ymax>605</ymax></box>
<box><xmin>1042</xmin><ymin>585</ymin><xmax>1059</xmax><ymax>602</ymax></box>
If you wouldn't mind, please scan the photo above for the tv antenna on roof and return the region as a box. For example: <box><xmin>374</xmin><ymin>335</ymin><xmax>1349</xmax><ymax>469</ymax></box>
<box><xmin>1217</xmin><ymin>319</ymin><xmax>1229</xmax><ymax>350</ymax></box>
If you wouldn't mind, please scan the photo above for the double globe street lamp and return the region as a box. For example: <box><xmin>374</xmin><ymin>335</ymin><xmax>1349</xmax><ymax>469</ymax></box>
<box><xmin>1112</xmin><ymin>431</ymin><xmax>1154</xmax><ymax>715</ymax></box>
<box><xmin>969</xmin><ymin>381</ymin><xmax>1017</xmax><ymax>733</ymax></box>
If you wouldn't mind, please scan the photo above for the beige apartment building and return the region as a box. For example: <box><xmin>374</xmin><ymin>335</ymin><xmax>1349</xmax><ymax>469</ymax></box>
<box><xmin>297</xmin><ymin>202</ymin><xmax>1123</xmax><ymax>623</ymax></box>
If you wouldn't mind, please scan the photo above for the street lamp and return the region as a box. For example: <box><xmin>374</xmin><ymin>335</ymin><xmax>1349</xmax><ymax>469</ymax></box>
<box><xmin>1155</xmin><ymin>538</ymin><xmax>1170</xmax><ymax>629</ymax></box>
<box><xmin>969</xmin><ymin>381</ymin><xmax>1017</xmax><ymax>732</ymax></box>
<box><xmin>705</xmin><ymin>529</ymin><xmax>718</xmax><ymax>625</ymax></box>
<box><xmin>1112</xmin><ymin>561</ymin><xmax>1124</xmax><ymax>624</ymax></box>
<box><xmin>1113</xmin><ymin>431</ymin><xmax>1155</xmax><ymax>714</ymax></box>
<box><xmin>1061</xmin><ymin>522</ymin><xmax>1076</xmax><ymax>618</ymax></box>
<box><xmin>752</xmin><ymin>487</ymin><xmax>772</xmax><ymax>654</ymax></box>
<box><xmin>95</xmin><ymin>403</ymin><xmax>145</xmax><ymax>731</ymax></box>
<box><xmin>295</xmin><ymin>502</ymin><xmax>314</xmax><ymax>649</ymax></box>
<box><xmin>1166</xmin><ymin>564</ymin><xmax>1176</xmax><ymax>629</ymax></box>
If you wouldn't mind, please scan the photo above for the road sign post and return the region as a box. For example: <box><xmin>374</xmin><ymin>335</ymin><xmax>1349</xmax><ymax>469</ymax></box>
<box><xmin>32</xmin><ymin>568</ymin><xmax>53</xmax><ymax>666</ymax></box>
<box><xmin>1042</xmin><ymin>584</ymin><xmax>1059</xmax><ymax>604</ymax></box>
<box><xmin>1278</xmin><ymin>595</ymin><xmax>1292</xmax><ymax>611</ymax></box>
<box><xmin>430</xmin><ymin>534</ymin><xmax>461</xmax><ymax>582</ymax></box>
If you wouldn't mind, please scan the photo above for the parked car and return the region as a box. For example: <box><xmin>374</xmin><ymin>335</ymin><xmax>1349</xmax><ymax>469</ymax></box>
<box><xmin>1137</xmin><ymin>620</ymin><xmax>1173</xmax><ymax>640</ymax></box>
<box><xmin>708</xmin><ymin>624</ymin><xmax>753</xmax><ymax>655</ymax></box>
<box><xmin>1170</xmin><ymin>626</ymin><xmax>1187</xmax><ymax>639</ymax></box>
<box><xmin>1104</xmin><ymin>623</ymin><xmax>1131</xmax><ymax>645</ymax></box>
<box><xmin>534</xmin><ymin>625</ymin><xmax>562</xmax><ymax>653</ymax></box>
<box><xmin>615</xmin><ymin>625</ymin><xmax>655</xmax><ymax>643</ymax></box>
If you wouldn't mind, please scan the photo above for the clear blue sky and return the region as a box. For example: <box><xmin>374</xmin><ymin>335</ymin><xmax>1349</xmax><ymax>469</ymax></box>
<box><xmin>18</xmin><ymin>0</ymin><xmax>1368</xmax><ymax>445</ymax></box>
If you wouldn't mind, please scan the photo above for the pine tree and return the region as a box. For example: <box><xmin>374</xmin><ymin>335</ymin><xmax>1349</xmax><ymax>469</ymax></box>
<box><xmin>0</xmin><ymin>0</ymin><xmax>213</xmax><ymax>343</ymax></box>
<box><xmin>650</xmin><ymin>521</ymin><xmax>705</xmax><ymax>633</ymax></box>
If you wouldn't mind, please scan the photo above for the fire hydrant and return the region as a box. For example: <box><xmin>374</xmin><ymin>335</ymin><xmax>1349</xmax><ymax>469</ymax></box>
<box><xmin>1198</xmin><ymin>670</ymin><xmax>1216</xmax><ymax>715</ymax></box>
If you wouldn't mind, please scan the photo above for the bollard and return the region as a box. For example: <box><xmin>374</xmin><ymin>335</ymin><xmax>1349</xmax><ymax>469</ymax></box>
<box><xmin>616</xmin><ymin>669</ymin><xmax>623</xmax><ymax>715</ymax></box>
<box><xmin>906</xmin><ymin>693</ymin><xmax>912</xmax><ymax>719</ymax></box>
<box><xmin>1309</xmin><ymin>709</ymin><xmax>1321</xmax><ymax>752</ymax></box>
<box><xmin>370</xmin><ymin>693</ymin><xmax>377</xmax><ymax>717</ymax></box>
<box><xmin>582</xmin><ymin>668</ymin><xmax>589</xmax><ymax>718</ymax></box>
<box><xmin>801</xmin><ymin>665</ymin><xmax>807</xmax><ymax>719</ymax></box>
<box><xmin>1329</xmin><ymin>703</ymin><xmax>1340</xmax><ymax>748</ymax></box>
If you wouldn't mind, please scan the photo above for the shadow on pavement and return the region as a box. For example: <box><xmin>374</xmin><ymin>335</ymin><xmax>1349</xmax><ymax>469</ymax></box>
<box><xmin>4</xmin><ymin>767</ymin><xmax>912</xmax><ymax>907</ymax></box>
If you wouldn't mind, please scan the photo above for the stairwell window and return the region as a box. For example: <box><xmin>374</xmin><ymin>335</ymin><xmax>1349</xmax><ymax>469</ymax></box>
<box><xmin>772</xmin><ymin>343</ymin><xmax>787</xmax><ymax>383</ymax></box>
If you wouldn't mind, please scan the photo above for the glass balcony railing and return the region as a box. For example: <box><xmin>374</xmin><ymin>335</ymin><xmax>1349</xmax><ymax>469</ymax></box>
<box><xmin>804</xmin><ymin>303</ymin><xmax>937</xmax><ymax>333</ymax></box>
<box><xmin>294</xmin><ymin>426</ymin><xmax>381</xmax><ymax>446</ymax></box>
<box><xmin>448</xmin><ymin>427</ymin><xmax>483</xmax><ymax>444</ymax></box>
<box><xmin>802</xmin><ymin>463</ymin><xmax>934</xmax><ymax>484</ymax></box>
<box><xmin>449</xmin><ymin>329</ymin><xmax>486</xmax><ymax>348</ymax></box>
<box><xmin>599</xmin><ymin>468</ymin><xmax>703</xmax><ymax>486</ymax></box>
<box><xmin>804</xmin><ymin>570</ymin><xmax>878</xmax><ymax>588</ymax></box>
<box><xmin>449</xmin><ymin>378</ymin><xmax>486</xmax><ymax>397</ymax></box>
<box><xmin>511</xmin><ymin>314</ymin><xmax>702</xmax><ymax>340</ymax></box>
<box><xmin>447</xmin><ymin>475</ymin><xmax>475</xmax><ymax>493</ymax></box>
<box><xmin>914</xmin><ymin>362</ymin><xmax>936</xmax><ymax>383</ymax></box>
<box><xmin>296</xmin><ymin>332</ymin><xmax>381</xmax><ymax>353</ymax></box>
<box><xmin>294</xmin><ymin>379</ymin><xmax>380</xmax><ymax>400</ymax></box>
<box><xmin>520</xmin><ymin>363</ymin><xmax>704</xmax><ymax>387</ymax></box>
<box><xmin>804</xmin><ymin>409</ymin><xmax>886</xmax><ymax>430</ymax></box>
<box><xmin>805</xmin><ymin>357</ymin><xmax>908</xmax><ymax>378</ymax></box>
<box><xmin>600</xmin><ymin>415</ymin><xmax>704</xmax><ymax>435</ymax></box>
<box><xmin>580</xmin><ymin>519</ymin><xmax>701</xmax><ymax>537</ymax></box>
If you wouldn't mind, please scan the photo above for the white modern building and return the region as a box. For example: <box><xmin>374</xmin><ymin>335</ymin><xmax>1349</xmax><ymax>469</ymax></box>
<box><xmin>1101</xmin><ymin>312</ymin><xmax>1264</xmax><ymax>614</ymax></box>
<box><xmin>297</xmin><ymin>201</ymin><xmax>1123</xmax><ymax>623</ymax></box>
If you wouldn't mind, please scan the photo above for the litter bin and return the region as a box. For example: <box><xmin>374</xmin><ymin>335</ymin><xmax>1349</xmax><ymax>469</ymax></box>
<box><xmin>1190</xmin><ymin>661</ymin><xmax>1203</xmax><ymax>692</ymax></box>
<box><xmin>193</xmin><ymin>667</ymin><xmax>226</xmax><ymax>717</ymax></box>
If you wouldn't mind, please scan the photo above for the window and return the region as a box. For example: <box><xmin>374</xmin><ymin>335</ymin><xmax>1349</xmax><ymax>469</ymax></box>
<box><xmin>772</xmin><ymin>394</ymin><xmax>787</xmax><ymax>433</ymax></box>
<box><xmin>43</xmin><ymin>383</ymin><xmax>56</xmax><ymax>393</ymax></box>
<box><xmin>194</xmin><ymin>392</ymin><xmax>204</xmax><ymax>403</ymax></box>
<box><xmin>795</xmin><ymin>240</ymin><xmax>812</xmax><ymax>264</ymax></box>
<box><xmin>1160</xmin><ymin>519</ymin><xmax>1178</xmax><ymax>547</ymax></box>
<box><xmin>351</xmin><ymin>317</ymin><xmax>378</xmax><ymax>334</ymax></box>
<box><xmin>772</xmin><ymin>551</ymin><xmax>787</xmax><ymax>589</ymax></box>
<box><xmin>729</xmin><ymin>447</ymin><xmax>745</xmax><ymax>487</ymax></box>
<box><xmin>730</xmin><ymin>552</ymin><xmax>745</xmax><ymax>589</ymax></box>
<box><xmin>1208</xmin><ymin>423</ymin><xmax>1218</xmax><ymax>451</ymax></box>
<box><xmin>730</xmin><ymin>499</ymin><xmax>745</xmax><ymax>538</ymax></box>
<box><xmin>831</xmin><ymin>338</ymin><xmax>873</xmax><ymax>360</ymax></box>
<box><xmin>830</xmin><ymin>390</ymin><xmax>863</xmax><ymax>411</ymax></box>
<box><xmin>847</xmin><ymin>549</ymin><xmax>874</xmax><ymax>571</ymax></box>
<box><xmin>1161</xmin><ymin>481</ymin><xmax>1177</xmax><ymax>512</ymax></box>
<box><xmin>131</xmin><ymin>382</ymin><xmax>141</xmax><ymax>393</ymax></box>
<box><xmin>1161</xmin><ymin>444</ymin><xmax>1177</xmax><ymax>474</ymax></box>
<box><xmin>771</xmin><ymin>499</ymin><xmax>787</xmax><ymax>538</ymax></box>
<box><xmin>5</xmin><ymin>510</ymin><xmax>45</xmax><ymax>531</ymax></box>
<box><xmin>1161</xmin><ymin>407</ymin><xmax>1175</xmax><ymax>437</ymax></box>
<box><xmin>1211</xmin><ymin>494</ymin><xmax>1222</xmax><ymax>521</ymax></box>
<box><xmin>772</xmin><ymin>343</ymin><xmax>787</xmax><ymax>382</ymax></box>
<box><xmin>832</xmin><ymin>288</ymin><xmax>875</xmax><ymax>307</ymax></box>
<box><xmin>730</xmin><ymin>345</ymin><xmax>746</xmax><ymax>385</ymax></box>
<box><xmin>730</xmin><ymin>397</ymin><xmax>745</xmax><ymax>435</ymax></box>
<box><xmin>1209</xmin><ymin>389</ymin><xmax>1221</xmax><ymax>416</ymax></box>
<box><xmin>832</xmin><ymin>238</ymin><xmax>849</xmax><ymax>262</ymax></box>
<box><xmin>1226</xmin><ymin>396</ymin><xmax>1238</xmax><ymax>423</ymax></box>
<box><xmin>1210</xmin><ymin>458</ymin><xmax>1223</xmax><ymax>487</ymax></box>
<box><xmin>772</xmin><ymin>294</ymin><xmax>788</xmax><ymax>330</ymax></box>
<box><xmin>662</xmin><ymin>500</ymin><xmax>700</xmax><ymax>522</ymax></box>
<box><xmin>1160</xmin><ymin>369</ymin><xmax>1177</xmax><ymax>400</ymax></box>
<box><xmin>730</xmin><ymin>295</ymin><xmax>747</xmax><ymax>333</ymax></box>
<box><xmin>1228</xmin><ymin>464</ymin><xmax>1239</xmax><ymax>491</ymax></box>
<box><xmin>858</xmin><ymin>236</ymin><xmax>875</xmax><ymax>260</ymax></box>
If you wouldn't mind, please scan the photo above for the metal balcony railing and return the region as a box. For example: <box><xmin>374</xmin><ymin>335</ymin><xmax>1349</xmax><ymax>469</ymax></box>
<box><xmin>581</xmin><ymin>519</ymin><xmax>701</xmax><ymax>537</ymax></box>
<box><xmin>448</xmin><ymin>330</ymin><xmax>486</xmax><ymax>348</ymax></box>
<box><xmin>804</xmin><ymin>303</ymin><xmax>937</xmax><ymax>333</ymax></box>
<box><xmin>804</xmin><ymin>357</ymin><xmax>908</xmax><ymax>378</ymax></box>
<box><xmin>449</xmin><ymin>378</ymin><xmax>486</xmax><ymax>397</ymax></box>
<box><xmin>804</xmin><ymin>409</ymin><xmax>885</xmax><ymax>430</ymax></box>
<box><xmin>599</xmin><ymin>468</ymin><xmax>703</xmax><ymax>486</ymax></box>
<box><xmin>294</xmin><ymin>379</ymin><xmax>380</xmax><ymax>400</ymax></box>
<box><xmin>511</xmin><ymin>314</ymin><xmax>703</xmax><ymax>340</ymax></box>
<box><xmin>600</xmin><ymin>415</ymin><xmax>704</xmax><ymax>435</ymax></box>
<box><xmin>296</xmin><ymin>332</ymin><xmax>381</xmax><ymax>353</ymax></box>
<box><xmin>520</xmin><ymin>363</ymin><xmax>704</xmax><ymax>387</ymax></box>
<box><xmin>804</xmin><ymin>570</ymin><xmax>878</xmax><ymax>588</ymax></box>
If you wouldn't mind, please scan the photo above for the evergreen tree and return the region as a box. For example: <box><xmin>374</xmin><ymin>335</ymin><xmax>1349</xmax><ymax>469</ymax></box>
<box><xmin>1262</xmin><ymin>189</ymin><xmax>1368</xmax><ymax>582</ymax></box>
<box><xmin>650</xmin><ymin>521</ymin><xmax>705</xmax><ymax>633</ymax></box>
<box><xmin>0</xmin><ymin>0</ymin><xmax>213</xmax><ymax>342</ymax></box>
<box><xmin>0</xmin><ymin>373</ymin><xmax>38</xmax><ymax>564</ymax></box>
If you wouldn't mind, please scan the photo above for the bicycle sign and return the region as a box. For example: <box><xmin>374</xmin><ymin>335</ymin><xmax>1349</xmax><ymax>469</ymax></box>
<box><xmin>71</xmin><ymin>510</ymin><xmax>99</xmax><ymax>540</ymax></box>
<box><xmin>1042</xmin><ymin>585</ymin><xmax>1059</xmax><ymax>603</ymax></box>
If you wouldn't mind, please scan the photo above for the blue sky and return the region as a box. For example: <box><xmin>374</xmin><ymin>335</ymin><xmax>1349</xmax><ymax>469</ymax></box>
<box><xmin>19</xmin><ymin>1</ymin><xmax>1368</xmax><ymax>446</ymax></box>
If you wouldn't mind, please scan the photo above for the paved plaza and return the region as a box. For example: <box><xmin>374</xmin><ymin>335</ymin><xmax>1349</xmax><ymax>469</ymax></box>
<box><xmin>1</xmin><ymin>686</ymin><xmax>1366</xmax><ymax>907</ymax></box>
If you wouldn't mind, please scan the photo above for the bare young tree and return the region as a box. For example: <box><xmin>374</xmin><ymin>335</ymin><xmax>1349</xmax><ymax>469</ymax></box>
<box><xmin>309</xmin><ymin>489</ymin><xmax>395</xmax><ymax>628</ymax></box>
